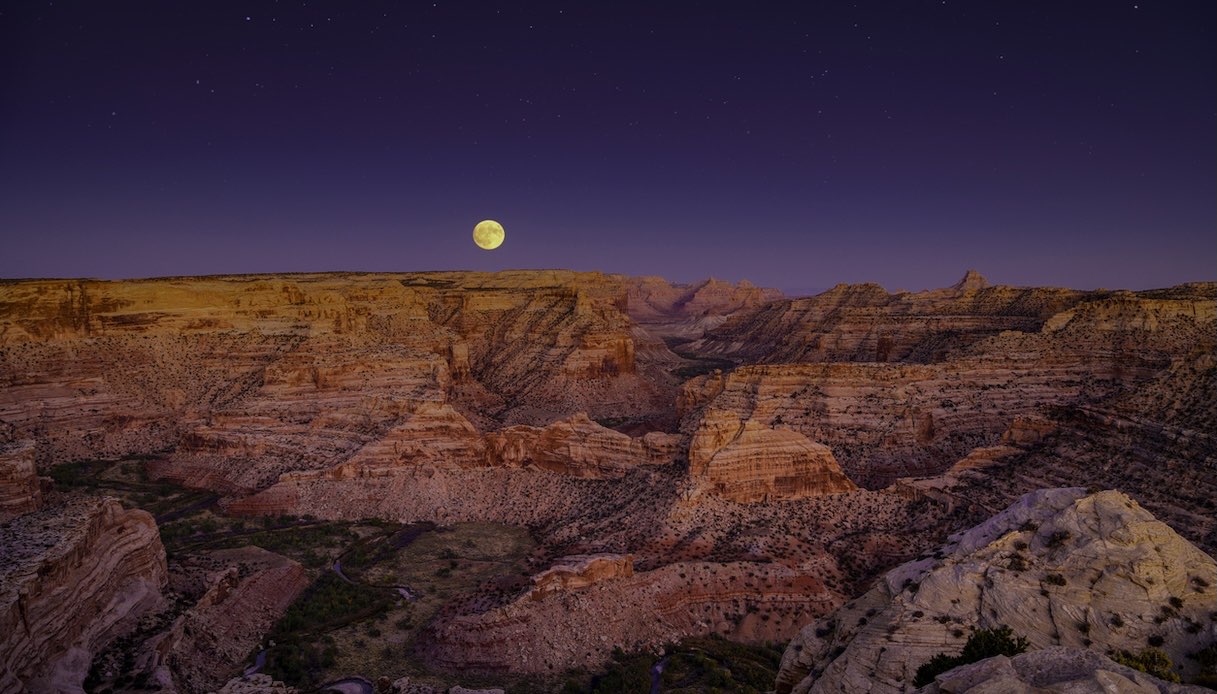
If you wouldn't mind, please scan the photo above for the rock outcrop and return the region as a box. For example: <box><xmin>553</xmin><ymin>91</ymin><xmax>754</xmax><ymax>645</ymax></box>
<box><xmin>487</xmin><ymin>413</ymin><xmax>681</xmax><ymax>478</ymax></box>
<box><xmin>687</xmin><ymin>416</ymin><xmax>856</xmax><ymax>502</ymax></box>
<box><xmin>227</xmin><ymin>409</ymin><xmax>681</xmax><ymax>519</ymax></box>
<box><xmin>915</xmin><ymin>647</ymin><xmax>1205</xmax><ymax>693</ymax></box>
<box><xmin>775</xmin><ymin>488</ymin><xmax>1217</xmax><ymax>693</ymax></box>
<box><xmin>426</xmin><ymin>558</ymin><xmax>842</xmax><ymax>673</ymax></box>
<box><xmin>0</xmin><ymin>442</ymin><xmax>40</xmax><ymax>522</ymax></box>
<box><xmin>0</xmin><ymin>498</ymin><xmax>168</xmax><ymax>694</ymax></box>
<box><xmin>214</xmin><ymin>673</ymin><xmax>298</xmax><ymax>693</ymax></box>
<box><xmin>138</xmin><ymin>547</ymin><xmax>309</xmax><ymax>693</ymax></box>
<box><xmin>528</xmin><ymin>554</ymin><xmax>634</xmax><ymax>599</ymax></box>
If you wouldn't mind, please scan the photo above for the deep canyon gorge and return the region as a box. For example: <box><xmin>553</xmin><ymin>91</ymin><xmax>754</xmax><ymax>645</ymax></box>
<box><xmin>1</xmin><ymin>270</ymin><xmax>1214</xmax><ymax>693</ymax></box>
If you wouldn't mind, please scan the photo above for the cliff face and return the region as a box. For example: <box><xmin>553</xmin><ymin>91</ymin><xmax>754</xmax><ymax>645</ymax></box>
<box><xmin>687</xmin><ymin>273</ymin><xmax>1215</xmax><ymax>365</ymax></box>
<box><xmin>620</xmin><ymin>275</ymin><xmax>783</xmax><ymax>341</ymax></box>
<box><xmin>679</xmin><ymin>291</ymin><xmax>1216</xmax><ymax>487</ymax></box>
<box><xmin>0</xmin><ymin>498</ymin><xmax>168</xmax><ymax>694</ymax></box>
<box><xmin>0</xmin><ymin>272</ymin><xmax>683</xmax><ymax>491</ymax></box>
<box><xmin>775</xmin><ymin>488</ymin><xmax>1217</xmax><ymax>694</ymax></box>
<box><xmin>425</xmin><ymin>557</ymin><xmax>842</xmax><ymax>674</ymax></box>
<box><xmin>139</xmin><ymin>547</ymin><xmax>310</xmax><ymax>693</ymax></box>
<box><xmin>687</xmin><ymin>416</ymin><xmax>856</xmax><ymax>502</ymax></box>
<box><xmin>0</xmin><ymin>442</ymin><xmax>40</xmax><ymax>522</ymax></box>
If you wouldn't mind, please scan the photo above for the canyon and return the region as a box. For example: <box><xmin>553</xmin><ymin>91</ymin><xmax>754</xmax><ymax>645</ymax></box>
<box><xmin>0</xmin><ymin>270</ymin><xmax>1213</xmax><ymax>692</ymax></box>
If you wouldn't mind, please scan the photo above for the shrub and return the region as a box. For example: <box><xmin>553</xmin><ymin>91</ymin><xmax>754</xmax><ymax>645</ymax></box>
<box><xmin>1190</xmin><ymin>643</ymin><xmax>1217</xmax><ymax>688</ymax></box>
<box><xmin>1045</xmin><ymin>530</ymin><xmax>1071</xmax><ymax>549</ymax></box>
<box><xmin>913</xmin><ymin>626</ymin><xmax>1030</xmax><ymax>687</ymax></box>
<box><xmin>1112</xmin><ymin>648</ymin><xmax>1180</xmax><ymax>683</ymax></box>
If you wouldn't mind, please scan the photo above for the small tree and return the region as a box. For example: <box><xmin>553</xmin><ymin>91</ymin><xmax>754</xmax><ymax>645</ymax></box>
<box><xmin>1111</xmin><ymin>648</ymin><xmax>1180</xmax><ymax>683</ymax></box>
<box><xmin>913</xmin><ymin>626</ymin><xmax>1030</xmax><ymax>687</ymax></box>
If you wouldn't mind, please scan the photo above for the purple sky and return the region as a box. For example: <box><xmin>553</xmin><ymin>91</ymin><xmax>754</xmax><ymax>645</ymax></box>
<box><xmin>1</xmin><ymin>2</ymin><xmax>1214</xmax><ymax>294</ymax></box>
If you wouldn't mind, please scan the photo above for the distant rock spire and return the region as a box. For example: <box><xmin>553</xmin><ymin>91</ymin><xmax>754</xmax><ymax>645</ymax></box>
<box><xmin>952</xmin><ymin>269</ymin><xmax>989</xmax><ymax>293</ymax></box>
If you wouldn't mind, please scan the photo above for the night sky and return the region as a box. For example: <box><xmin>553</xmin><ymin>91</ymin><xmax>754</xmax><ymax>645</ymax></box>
<box><xmin>2</xmin><ymin>2</ymin><xmax>1213</xmax><ymax>293</ymax></box>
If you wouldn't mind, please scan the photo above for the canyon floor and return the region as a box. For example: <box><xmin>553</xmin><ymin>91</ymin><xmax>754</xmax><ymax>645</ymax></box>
<box><xmin>1</xmin><ymin>270</ymin><xmax>1214</xmax><ymax>693</ymax></box>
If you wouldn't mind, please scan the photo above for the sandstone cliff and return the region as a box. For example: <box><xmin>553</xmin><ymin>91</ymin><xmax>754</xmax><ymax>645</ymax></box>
<box><xmin>687</xmin><ymin>416</ymin><xmax>856</xmax><ymax>502</ymax></box>
<box><xmin>425</xmin><ymin>557</ymin><xmax>842</xmax><ymax>674</ymax></box>
<box><xmin>0</xmin><ymin>497</ymin><xmax>168</xmax><ymax>694</ymax></box>
<box><xmin>0</xmin><ymin>442</ymin><xmax>40</xmax><ymax>522</ymax></box>
<box><xmin>687</xmin><ymin>273</ymin><xmax>1215</xmax><ymax>365</ymax></box>
<box><xmin>679</xmin><ymin>289</ymin><xmax>1216</xmax><ymax>487</ymax></box>
<box><xmin>486</xmin><ymin>412</ymin><xmax>681</xmax><ymax>478</ymax></box>
<box><xmin>775</xmin><ymin>488</ymin><xmax>1217</xmax><ymax>693</ymax></box>
<box><xmin>138</xmin><ymin>547</ymin><xmax>310</xmax><ymax>693</ymax></box>
<box><xmin>0</xmin><ymin>272</ymin><xmax>685</xmax><ymax>491</ymax></box>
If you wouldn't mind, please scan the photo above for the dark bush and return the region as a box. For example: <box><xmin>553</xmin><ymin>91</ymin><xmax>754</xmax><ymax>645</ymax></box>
<box><xmin>1045</xmin><ymin>530</ymin><xmax>1071</xmax><ymax>549</ymax></box>
<box><xmin>912</xmin><ymin>626</ymin><xmax>1030</xmax><ymax>687</ymax></box>
<box><xmin>1112</xmin><ymin>649</ymin><xmax>1179</xmax><ymax>683</ymax></box>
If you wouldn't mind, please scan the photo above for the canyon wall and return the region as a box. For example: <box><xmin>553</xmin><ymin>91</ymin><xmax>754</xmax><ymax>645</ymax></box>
<box><xmin>679</xmin><ymin>290</ymin><xmax>1216</xmax><ymax>487</ymax></box>
<box><xmin>0</xmin><ymin>272</ymin><xmax>687</xmax><ymax>491</ymax></box>
<box><xmin>0</xmin><ymin>442</ymin><xmax>40</xmax><ymax>521</ymax></box>
<box><xmin>0</xmin><ymin>498</ymin><xmax>168</xmax><ymax>694</ymax></box>
<box><xmin>688</xmin><ymin>272</ymin><xmax>1214</xmax><ymax>365</ymax></box>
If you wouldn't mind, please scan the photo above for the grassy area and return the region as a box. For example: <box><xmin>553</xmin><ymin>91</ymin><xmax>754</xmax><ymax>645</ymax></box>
<box><xmin>670</xmin><ymin>357</ymin><xmax>736</xmax><ymax>381</ymax></box>
<box><xmin>323</xmin><ymin>522</ymin><xmax>537</xmax><ymax>686</ymax></box>
<box><xmin>166</xmin><ymin>516</ymin><xmax>367</xmax><ymax>567</ymax></box>
<box><xmin>51</xmin><ymin>459</ymin><xmax>789</xmax><ymax>692</ymax></box>
<box><xmin>45</xmin><ymin>457</ymin><xmax>218</xmax><ymax>519</ymax></box>
<box><xmin>45</xmin><ymin>457</ymin><xmax>558</xmax><ymax>691</ymax></box>
<box><xmin>263</xmin><ymin>573</ymin><xmax>396</xmax><ymax>686</ymax></box>
<box><xmin>256</xmin><ymin>522</ymin><xmax>536</xmax><ymax>690</ymax></box>
<box><xmin>556</xmin><ymin>635</ymin><xmax>786</xmax><ymax>693</ymax></box>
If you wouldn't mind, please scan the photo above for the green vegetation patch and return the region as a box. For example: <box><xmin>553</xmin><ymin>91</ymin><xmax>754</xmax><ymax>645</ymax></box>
<box><xmin>1111</xmin><ymin>648</ymin><xmax>1180</xmax><ymax>683</ymax></box>
<box><xmin>913</xmin><ymin>626</ymin><xmax>1030</xmax><ymax>687</ymax></box>
<box><xmin>671</xmin><ymin>357</ymin><xmax>736</xmax><ymax>381</ymax></box>
<box><xmin>569</xmin><ymin>635</ymin><xmax>785</xmax><ymax>694</ymax></box>
<box><xmin>264</xmin><ymin>573</ymin><xmax>395</xmax><ymax>686</ymax></box>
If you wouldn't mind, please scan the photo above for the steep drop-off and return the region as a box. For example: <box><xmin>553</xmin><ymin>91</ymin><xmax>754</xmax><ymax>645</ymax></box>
<box><xmin>0</xmin><ymin>498</ymin><xmax>168</xmax><ymax>694</ymax></box>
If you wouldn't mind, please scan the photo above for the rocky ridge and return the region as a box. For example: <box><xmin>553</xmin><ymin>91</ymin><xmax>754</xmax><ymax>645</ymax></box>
<box><xmin>0</xmin><ymin>497</ymin><xmax>168</xmax><ymax>694</ymax></box>
<box><xmin>775</xmin><ymin>488</ymin><xmax>1217</xmax><ymax>693</ymax></box>
<box><xmin>679</xmin><ymin>287</ymin><xmax>1216</xmax><ymax>487</ymax></box>
<box><xmin>688</xmin><ymin>272</ymin><xmax>1214</xmax><ymax>365</ymax></box>
<box><xmin>137</xmin><ymin>547</ymin><xmax>310</xmax><ymax>693</ymax></box>
<box><xmin>915</xmin><ymin>647</ymin><xmax>1206</xmax><ymax>693</ymax></box>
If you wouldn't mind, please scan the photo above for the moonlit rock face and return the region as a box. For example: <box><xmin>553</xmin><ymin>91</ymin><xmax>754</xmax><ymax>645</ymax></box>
<box><xmin>473</xmin><ymin>219</ymin><xmax>505</xmax><ymax>250</ymax></box>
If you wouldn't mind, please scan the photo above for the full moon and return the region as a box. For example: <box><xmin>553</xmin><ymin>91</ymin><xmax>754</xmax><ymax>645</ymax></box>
<box><xmin>472</xmin><ymin>220</ymin><xmax>505</xmax><ymax>250</ymax></box>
